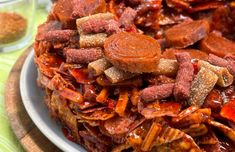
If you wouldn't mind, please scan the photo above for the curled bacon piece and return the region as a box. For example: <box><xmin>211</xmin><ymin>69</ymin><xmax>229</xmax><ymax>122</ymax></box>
<box><xmin>35</xmin><ymin>54</ymin><xmax>63</xmax><ymax>78</ymax></box>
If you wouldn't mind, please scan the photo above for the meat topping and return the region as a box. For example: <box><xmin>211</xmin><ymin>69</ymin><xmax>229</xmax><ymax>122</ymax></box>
<box><xmin>65</xmin><ymin>48</ymin><xmax>103</xmax><ymax>64</ymax></box>
<box><xmin>174</xmin><ymin>53</ymin><xmax>194</xmax><ymax>101</ymax></box>
<box><xmin>200</xmin><ymin>32</ymin><xmax>235</xmax><ymax>57</ymax></box>
<box><xmin>104</xmin><ymin>32</ymin><xmax>161</xmax><ymax>73</ymax></box>
<box><xmin>118</xmin><ymin>7</ymin><xmax>137</xmax><ymax>29</ymax></box>
<box><xmin>165</xmin><ymin>20</ymin><xmax>210</xmax><ymax>48</ymax></box>
<box><xmin>140</xmin><ymin>83</ymin><xmax>175</xmax><ymax>102</ymax></box>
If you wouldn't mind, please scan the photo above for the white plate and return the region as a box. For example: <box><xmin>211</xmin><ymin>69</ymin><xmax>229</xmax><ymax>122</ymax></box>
<box><xmin>20</xmin><ymin>49</ymin><xmax>86</xmax><ymax>152</ymax></box>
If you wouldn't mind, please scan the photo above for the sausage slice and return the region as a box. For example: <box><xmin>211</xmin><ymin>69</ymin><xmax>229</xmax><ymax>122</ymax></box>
<box><xmin>165</xmin><ymin>20</ymin><xmax>210</xmax><ymax>48</ymax></box>
<box><xmin>162</xmin><ymin>48</ymin><xmax>208</xmax><ymax>60</ymax></box>
<box><xmin>200</xmin><ymin>32</ymin><xmax>235</xmax><ymax>57</ymax></box>
<box><xmin>104</xmin><ymin>32</ymin><xmax>161</xmax><ymax>73</ymax></box>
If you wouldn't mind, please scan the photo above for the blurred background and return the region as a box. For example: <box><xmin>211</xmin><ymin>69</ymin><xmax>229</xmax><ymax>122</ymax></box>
<box><xmin>0</xmin><ymin>0</ymin><xmax>51</xmax><ymax>151</ymax></box>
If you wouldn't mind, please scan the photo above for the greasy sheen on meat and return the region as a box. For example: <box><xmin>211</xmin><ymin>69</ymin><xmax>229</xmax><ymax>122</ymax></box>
<box><xmin>200</xmin><ymin>32</ymin><xmax>235</xmax><ymax>57</ymax></box>
<box><xmin>165</xmin><ymin>20</ymin><xmax>210</xmax><ymax>48</ymax></box>
<box><xmin>35</xmin><ymin>0</ymin><xmax>235</xmax><ymax>152</ymax></box>
<box><xmin>104</xmin><ymin>32</ymin><xmax>161</xmax><ymax>73</ymax></box>
<box><xmin>162</xmin><ymin>48</ymin><xmax>208</xmax><ymax>60</ymax></box>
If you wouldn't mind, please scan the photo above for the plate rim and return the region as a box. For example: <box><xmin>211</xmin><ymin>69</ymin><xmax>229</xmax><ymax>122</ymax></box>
<box><xmin>20</xmin><ymin>49</ymin><xmax>86</xmax><ymax>152</ymax></box>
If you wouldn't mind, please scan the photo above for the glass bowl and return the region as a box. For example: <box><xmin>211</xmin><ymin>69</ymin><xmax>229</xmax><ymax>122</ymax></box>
<box><xmin>0</xmin><ymin>0</ymin><xmax>36</xmax><ymax>52</ymax></box>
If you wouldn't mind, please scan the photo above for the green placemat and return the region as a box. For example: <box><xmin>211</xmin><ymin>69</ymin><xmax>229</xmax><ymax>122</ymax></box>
<box><xmin>0</xmin><ymin>8</ymin><xmax>47</xmax><ymax>152</ymax></box>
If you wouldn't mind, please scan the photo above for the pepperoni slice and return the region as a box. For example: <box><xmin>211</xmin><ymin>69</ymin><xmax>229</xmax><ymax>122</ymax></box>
<box><xmin>162</xmin><ymin>48</ymin><xmax>208</xmax><ymax>60</ymax></box>
<box><xmin>165</xmin><ymin>20</ymin><xmax>210</xmax><ymax>48</ymax></box>
<box><xmin>200</xmin><ymin>32</ymin><xmax>235</xmax><ymax>57</ymax></box>
<box><xmin>104</xmin><ymin>32</ymin><xmax>161</xmax><ymax>73</ymax></box>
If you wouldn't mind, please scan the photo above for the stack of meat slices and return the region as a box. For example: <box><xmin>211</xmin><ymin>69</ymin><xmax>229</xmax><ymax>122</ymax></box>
<box><xmin>34</xmin><ymin>0</ymin><xmax>235</xmax><ymax>151</ymax></box>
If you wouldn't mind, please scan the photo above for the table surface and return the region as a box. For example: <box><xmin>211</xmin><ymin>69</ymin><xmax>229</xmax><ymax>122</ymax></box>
<box><xmin>0</xmin><ymin>8</ymin><xmax>47</xmax><ymax>152</ymax></box>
